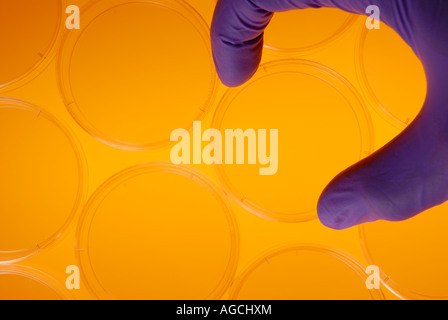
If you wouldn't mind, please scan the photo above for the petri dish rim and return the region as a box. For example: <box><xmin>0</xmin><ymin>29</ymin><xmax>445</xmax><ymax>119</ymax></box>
<box><xmin>359</xmin><ymin>225</ymin><xmax>448</xmax><ymax>300</ymax></box>
<box><xmin>354</xmin><ymin>20</ymin><xmax>427</xmax><ymax>129</ymax></box>
<box><xmin>0</xmin><ymin>0</ymin><xmax>65</xmax><ymax>93</ymax></box>
<box><xmin>263</xmin><ymin>9</ymin><xmax>359</xmax><ymax>56</ymax></box>
<box><xmin>0</xmin><ymin>98</ymin><xmax>87</xmax><ymax>263</ymax></box>
<box><xmin>0</xmin><ymin>265</ymin><xmax>73</xmax><ymax>300</ymax></box>
<box><xmin>75</xmin><ymin>162</ymin><xmax>240</xmax><ymax>300</ymax></box>
<box><xmin>229</xmin><ymin>243</ymin><xmax>385</xmax><ymax>300</ymax></box>
<box><xmin>211</xmin><ymin>59</ymin><xmax>374</xmax><ymax>223</ymax></box>
<box><xmin>56</xmin><ymin>0</ymin><xmax>219</xmax><ymax>151</ymax></box>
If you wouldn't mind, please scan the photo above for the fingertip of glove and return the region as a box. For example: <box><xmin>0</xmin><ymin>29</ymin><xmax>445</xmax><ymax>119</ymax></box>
<box><xmin>211</xmin><ymin>37</ymin><xmax>262</xmax><ymax>87</ymax></box>
<box><xmin>317</xmin><ymin>176</ymin><xmax>378</xmax><ymax>230</ymax></box>
<box><xmin>215</xmin><ymin>67</ymin><xmax>256</xmax><ymax>87</ymax></box>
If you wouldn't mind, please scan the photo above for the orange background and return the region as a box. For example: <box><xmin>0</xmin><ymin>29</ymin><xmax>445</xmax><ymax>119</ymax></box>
<box><xmin>0</xmin><ymin>0</ymin><xmax>443</xmax><ymax>300</ymax></box>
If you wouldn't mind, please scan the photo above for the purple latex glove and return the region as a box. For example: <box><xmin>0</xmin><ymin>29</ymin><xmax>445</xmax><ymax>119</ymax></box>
<box><xmin>211</xmin><ymin>0</ymin><xmax>448</xmax><ymax>229</ymax></box>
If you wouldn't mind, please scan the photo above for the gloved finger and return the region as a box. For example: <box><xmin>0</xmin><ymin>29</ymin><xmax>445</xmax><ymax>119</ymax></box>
<box><xmin>316</xmin><ymin>2</ymin><xmax>448</xmax><ymax>229</ymax></box>
<box><xmin>211</xmin><ymin>0</ymin><xmax>398</xmax><ymax>87</ymax></box>
<box><xmin>212</xmin><ymin>0</ymin><xmax>448</xmax><ymax>230</ymax></box>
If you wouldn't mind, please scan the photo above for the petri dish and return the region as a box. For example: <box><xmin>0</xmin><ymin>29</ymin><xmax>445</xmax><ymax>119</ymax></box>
<box><xmin>185</xmin><ymin>0</ymin><xmax>216</xmax><ymax>24</ymax></box>
<box><xmin>57</xmin><ymin>0</ymin><xmax>218</xmax><ymax>150</ymax></box>
<box><xmin>264</xmin><ymin>8</ymin><xmax>357</xmax><ymax>55</ymax></box>
<box><xmin>356</xmin><ymin>22</ymin><xmax>427</xmax><ymax>128</ymax></box>
<box><xmin>0</xmin><ymin>0</ymin><xmax>63</xmax><ymax>91</ymax></box>
<box><xmin>0</xmin><ymin>265</ymin><xmax>71</xmax><ymax>300</ymax></box>
<box><xmin>0</xmin><ymin>99</ymin><xmax>85</xmax><ymax>263</ymax></box>
<box><xmin>212</xmin><ymin>60</ymin><xmax>373</xmax><ymax>222</ymax></box>
<box><xmin>76</xmin><ymin>162</ymin><xmax>239</xmax><ymax>300</ymax></box>
<box><xmin>360</xmin><ymin>202</ymin><xmax>448</xmax><ymax>300</ymax></box>
<box><xmin>230</xmin><ymin>244</ymin><xmax>384</xmax><ymax>300</ymax></box>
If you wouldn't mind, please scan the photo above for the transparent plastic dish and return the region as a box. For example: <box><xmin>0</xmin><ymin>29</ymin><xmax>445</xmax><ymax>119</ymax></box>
<box><xmin>57</xmin><ymin>0</ymin><xmax>218</xmax><ymax>150</ymax></box>
<box><xmin>230</xmin><ymin>244</ymin><xmax>384</xmax><ymax>300</ymax></box>
<box><xmin>0</xmin><ymin>265</ymin><xmax>72</xmax><ymax>300</ymax></box>
<box><xmin>360</xmin><ymin>202</ymin><xmax>448</xmax><ymax>300</ymax></box>
<box><xmin>212</xmin><ymin>60</ymin><xmax>373</xmax><ymax>222</ymax></box>
<box><xmin>186</xmin><ymin>0</ymin><xmax>215</xmax><ymax>24</ymax></box>
<box><xmin>356</xmin><ymin>22</ymin><xmax>427</xmax><ymax>128</ymax></box>
<box><xmin>0</xmin><ymin>99</ymin><xmax>85</xmax><ymax>263</ymax></box>
<box><xmin>0</xmin><ymin>0</ymin><xmax>63</xmax><ymax>92</ymax></box>
<box><xmin>264</xmin><ymin>8</ymin><xmax>357</xmax><ymax>55</ymax></box>
<box><xmin>76</xmin><ymin>162</ymin><xmax>239</xmax><ymax>300</ymax></box>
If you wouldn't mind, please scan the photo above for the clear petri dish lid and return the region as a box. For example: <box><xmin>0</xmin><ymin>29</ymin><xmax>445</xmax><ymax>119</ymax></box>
<box><xmin>264</xmin><ymin>7</ymin><xmax>357</xmax><ymax>55</ymax></box>
<box><xmin>212</xmin><ymin>60</ymin><xmax>373</xmax><ymax>223</ymax></box>
<box><xmin>76</xmin><ymin>162</ymin><xmax>239</xmax><ymax>300</ymax></box>
<box><xmin>0</xmin><ymin>265</ymin><xmax>72</xmax><ymax>300</ymax></box>
<box><xmin>230</xmin><ymin>244</ymin><xmax>384</xmax><ymax>300</ymax></box>
<box><xmin>356</xmin><ymin>22</ymin><xmax>427</xmax><ymax>128</ymax></box>
<box><xmin>360</xmin><ymin>202</ymin><xmax>448</xmax><ymax>300</ymax></box>
<box><xmin>186</xmin><ymin>0</ymin><xmax>216</xmax><ymax>24</ymax></box>
<box><xmin>0</xmin><ymin>99</ymin><xmax>85</xmax><ymax>263</ymax></box>
<box><xmin>0</xmin><ymin>0</ymin><xmax>64</xmax><ymax>92</ymax></box>
<box><xmin>57</xmin><ymin>0</ymin><xmax>218</xmax><ymax>150</ymax></box>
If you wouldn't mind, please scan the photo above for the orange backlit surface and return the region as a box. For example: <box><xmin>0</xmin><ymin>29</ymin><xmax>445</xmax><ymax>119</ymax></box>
<box><xmin>0</xmin><ymin>0</ymin><xmax>438</xmax><ymax>300</ymax></box>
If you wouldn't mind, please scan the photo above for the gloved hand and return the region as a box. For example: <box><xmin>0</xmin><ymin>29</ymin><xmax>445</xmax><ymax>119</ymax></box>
<box><xmin>211</xmin><ymin>0</ymin><xmax>448</xmax><ymax>229</ymax></box>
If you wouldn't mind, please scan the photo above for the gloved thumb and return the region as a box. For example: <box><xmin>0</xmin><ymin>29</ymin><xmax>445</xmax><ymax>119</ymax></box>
<box><xmin>211</xmin><ymin>0</ymin><xmax>448</xmax><ymax>229</ymax></box>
